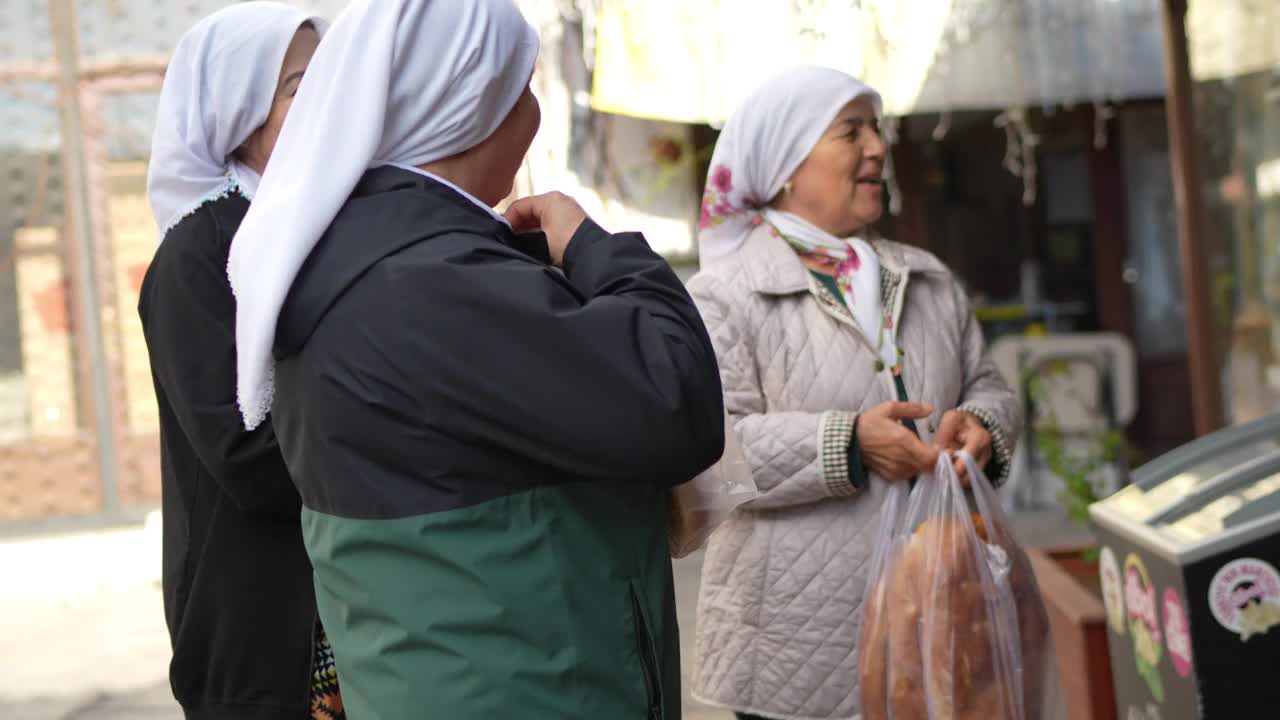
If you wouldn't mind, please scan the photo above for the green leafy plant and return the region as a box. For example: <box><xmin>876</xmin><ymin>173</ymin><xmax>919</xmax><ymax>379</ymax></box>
<box><xmin>1026</xmin><ymin>362</ymin><xmax>1130</xmax><ymax>562</ymax></box>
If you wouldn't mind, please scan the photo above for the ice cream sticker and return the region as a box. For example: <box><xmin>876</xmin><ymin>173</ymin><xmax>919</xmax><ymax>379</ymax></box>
<box><xmin>1124</xmin><ymin>553</ymin><xmax>1164</xmax><ymax>702</ymax></box>
<box><xmin>1208</xmin><ymin>557</ymin><xmax>1280</xmax><ymax>641</ymax></box>
<box><xmin>1100</xmin><ymin>546</ymin><xmax>1125</xmax><ymax>636</ymax></box>
<box><xmin>1161</xmin><ymin>587</ymin><xmax>1193</xmax><ymax>678</ymax></box>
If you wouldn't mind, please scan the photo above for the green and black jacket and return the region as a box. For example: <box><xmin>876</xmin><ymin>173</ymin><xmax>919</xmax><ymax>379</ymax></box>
<box><xmin>269</xmin><ymin>166</ymin><xmax>726</xmax><ymax>719</ymax></box>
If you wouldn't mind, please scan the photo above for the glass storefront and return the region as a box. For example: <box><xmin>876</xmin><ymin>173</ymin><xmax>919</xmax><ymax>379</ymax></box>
<box><xmin>1186</xmin><ymin>1</ymin><xmax>1280</xmax><ymax>426</ymax></box>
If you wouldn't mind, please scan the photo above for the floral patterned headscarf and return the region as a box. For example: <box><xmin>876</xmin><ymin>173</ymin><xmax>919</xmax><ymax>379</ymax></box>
<box><xmin>696</xmin><ymin>65</ymin><xmax>882</xmax><ymax>263</ymax></box>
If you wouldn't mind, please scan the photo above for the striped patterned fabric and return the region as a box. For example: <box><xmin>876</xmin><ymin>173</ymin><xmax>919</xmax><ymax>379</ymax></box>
<box><xmin>310</xmin><ymin>625</ymin><xmax>346</xmax><ymax>720</ymax></box>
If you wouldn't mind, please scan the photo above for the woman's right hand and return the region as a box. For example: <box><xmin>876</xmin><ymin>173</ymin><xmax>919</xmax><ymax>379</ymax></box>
<box><xmin>856</xmin><ymin>401</ymin><xmax>939</xmax><ymax>482</ymax></box>
<box><xmin>503</xmin><ymin>192</ymin><xmax>590</xmax><ymax>266</ymax></box>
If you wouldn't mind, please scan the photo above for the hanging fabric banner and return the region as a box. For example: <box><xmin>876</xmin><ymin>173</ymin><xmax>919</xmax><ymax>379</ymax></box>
<box><xmin>1186</xmin><ymin>0</ymin><xmax>1280</xmax><ymax>82</ymax></box>
<box><xmin>590</xmin><ymin>0</ymin><xmax>1166</xmax><ymax>123</ymax></box>
<box><xmin>590</xmin><ymin>0</ymin><xmax>864</xmax><ymax>125</ymax></box>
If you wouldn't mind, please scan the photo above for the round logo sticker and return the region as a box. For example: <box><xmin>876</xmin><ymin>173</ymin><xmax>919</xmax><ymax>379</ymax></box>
<box><xmin>1124</xmin><ymin>553</ymin><xmax>1164</xmax><ymax>702</ymax></box>
<box><xmin>1099</xmin><ymin>547</ymin><xmax>1125</xmax><ymax>636</ymax></box>
<box><xmin>1162</xmin><ymin>587</ymin><xmax>1193</xmax><ymax>677</ymax></box>
<box><xmin>1208</xmin><ymin>557</ymin><xmax>1280</xmax><ymax>641</ymax></box>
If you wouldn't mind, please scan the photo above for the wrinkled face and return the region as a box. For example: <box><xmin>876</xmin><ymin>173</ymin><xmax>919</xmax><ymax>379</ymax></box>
<box><xmin>776</xmin><ymin>96</ymin><xmax>886</xmax><ymax>237</ymax></box>
<box><xmin>238</xmin><ymin>24</ymin><xmax>321</xmax><ymax>173</ymax></box>
<box><xmin>471</xmin><ymin>85</ymin><xmax>542</xmax><ymax>205</ymax></box>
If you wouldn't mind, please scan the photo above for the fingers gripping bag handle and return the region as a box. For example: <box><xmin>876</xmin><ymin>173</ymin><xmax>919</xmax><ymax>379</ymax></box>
<box><xmin>859</xmin><ymin>453</ymin><xmax>1060</xmax><ymax>720</ymax></box>
<box><xmin>668</xmin><ymin>409</ymin><xmax>757</xmax><ymax>559</ymax></box>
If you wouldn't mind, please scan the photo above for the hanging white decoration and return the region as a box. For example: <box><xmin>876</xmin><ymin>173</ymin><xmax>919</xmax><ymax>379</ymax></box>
<box><xmin>932</xmin><ymin>111</ymin><xmax>952</xmax><ymax>142</ymax></box>
<box><xmin>994</xmin><ymin>107</ymin><xmax>1041</xmax><ymax>206</ymax></box>
<box><xmin>880</xmin><ymin>114</ymin><xmax>903</xmax><ymax>216</ymax></box>
<box><xmin>1093</xmin><ymin>101</ymin><xmax>1117</xmax><ymax>150</ymax></box>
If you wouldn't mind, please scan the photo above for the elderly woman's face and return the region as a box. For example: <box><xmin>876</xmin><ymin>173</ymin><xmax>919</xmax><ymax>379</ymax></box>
<box><xmin>779</xmin><ymin>96</ymin><xmax>886</xmax><ymax>237</ymax></box>
<box><xmin>238</xmin><ymin>25</ymin><xmax>321</xmax><ymax>174</ymax></box>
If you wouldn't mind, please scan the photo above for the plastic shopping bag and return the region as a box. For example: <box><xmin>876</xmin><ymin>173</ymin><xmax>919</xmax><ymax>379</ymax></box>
<box><xmin>859</xmin><ymin>452</ymin><xmax>1060</xmax><ymax>720</ymax></box>
<box><xmin>669</xmin><ymin>410</ymin><xmax>757</xmax><ymax>558</ymax></box>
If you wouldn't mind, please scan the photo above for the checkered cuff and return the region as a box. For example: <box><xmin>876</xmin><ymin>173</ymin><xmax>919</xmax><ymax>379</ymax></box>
<box><xmin>958</xmin><ymin>403</ymin><xmax>1012</xmax><ymax>487</ymax></box>
<box><xmin>819</xmin><ymin>411</ymin><xmax>860</xmax><ymax>497</ymax></box>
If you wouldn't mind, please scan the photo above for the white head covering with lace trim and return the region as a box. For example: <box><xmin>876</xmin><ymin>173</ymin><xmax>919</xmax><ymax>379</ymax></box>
<box><xmin>227</xmin><ymin>0</ymin><xmax>539</xmax><ymax>429</ymax></box>
<box><xmin>147</xmin><ymin>1</ymin><xmax>325</xmax><ymax>241</ymax></box>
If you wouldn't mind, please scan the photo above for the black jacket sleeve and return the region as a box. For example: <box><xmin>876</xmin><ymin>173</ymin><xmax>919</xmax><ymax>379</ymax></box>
<box><xmin>367</xmin><ymin>220</ymin><xmax>726</xmax><ymax>486</ymax></box>
<box><xmin>140</xmin><ymin>211</ymin><xmax>299</xmax><ymax>514</ymax></box>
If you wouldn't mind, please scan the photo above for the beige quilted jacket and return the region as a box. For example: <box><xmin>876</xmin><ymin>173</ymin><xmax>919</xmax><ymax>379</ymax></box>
<box><xmin>686</xmin><ymin>225</ymin><xmax>1020</xmax><ymax>720</ymax></box>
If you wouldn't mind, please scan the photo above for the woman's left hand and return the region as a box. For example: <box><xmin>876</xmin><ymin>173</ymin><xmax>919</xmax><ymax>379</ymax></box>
<box><xmin>933</xmin><ymin>410</ymin><xmax>992</xmax><ymax>481</ymax></box>
<box><xmin>503</xmin><ymin>192</ymin><xmax>589</xmax><ymax>266</ymax></box>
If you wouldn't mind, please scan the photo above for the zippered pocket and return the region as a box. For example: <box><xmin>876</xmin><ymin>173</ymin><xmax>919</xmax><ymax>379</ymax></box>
<box><xmin>628</xmin><ymin>583</ymin><xmax>663</xmax><ymax>720</ymax></box>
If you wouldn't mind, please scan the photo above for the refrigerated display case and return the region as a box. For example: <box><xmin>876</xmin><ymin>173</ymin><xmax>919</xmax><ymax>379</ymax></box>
<box><xmin>1089</xmin><ymin>414</ymin><xmax>1280</xmax><ymax>719</ymax></box>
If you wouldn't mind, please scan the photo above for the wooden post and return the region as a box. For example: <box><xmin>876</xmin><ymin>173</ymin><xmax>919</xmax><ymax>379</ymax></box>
<box><xmin>48</xmin><ymin>0</ymin><xmax>122</xmax><ymax>511</ymax></box>
<box><xmin>1088</xmin><ymin>109</ymin><xmax>1137</xmax><ymax>342</ymax></box>
<box><xmin>1160</xmin><ymin>0</ymin><xmax>1223</xmax><ymax>436</ymax></box>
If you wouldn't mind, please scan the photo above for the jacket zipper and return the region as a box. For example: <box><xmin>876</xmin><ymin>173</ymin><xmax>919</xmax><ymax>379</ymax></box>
<box><xmin>629</xmin><ymin>585</ymin><xmax>663</xmax><ymax>720</ymax></box>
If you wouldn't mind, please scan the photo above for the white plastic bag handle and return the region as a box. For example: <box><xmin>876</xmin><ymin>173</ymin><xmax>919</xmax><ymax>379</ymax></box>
<box><xmin>668</xmin><ymin>410</ymin><xmax>758</xmax><ymax>558</ymax></box>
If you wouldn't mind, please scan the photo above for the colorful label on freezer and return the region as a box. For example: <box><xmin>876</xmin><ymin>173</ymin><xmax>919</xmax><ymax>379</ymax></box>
<box><xmin>1161</xmin><ymin>587</ymin><xmax>1193</xmax><ymax>677</ymax></box>
<box><xmin>1124</xmin><ymin>553</ymin><xmax>1164</xmax><ymax>702</ymax></box>
<box><xmin>1208</xmin><ymin>557</ymin><xmax>1280</xmax><ymax>641</ymax></box>
<box><xmin>1100</xmin><ymin>546</ymin><xmax>1125</xmax><ymax>635</ymax></box>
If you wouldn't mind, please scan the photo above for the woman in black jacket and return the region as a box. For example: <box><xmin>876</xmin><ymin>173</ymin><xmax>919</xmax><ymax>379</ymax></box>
<box><xmin>138</xmin><ymin>4</ymin><xmax>339</xmax><ymax>718</ymax></box>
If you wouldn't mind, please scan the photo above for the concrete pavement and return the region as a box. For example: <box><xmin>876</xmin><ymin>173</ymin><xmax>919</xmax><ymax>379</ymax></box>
<box><xmin>0</xmin><ymin>516</ymin><xmax>731</xmax><ymax>719</ymax></box>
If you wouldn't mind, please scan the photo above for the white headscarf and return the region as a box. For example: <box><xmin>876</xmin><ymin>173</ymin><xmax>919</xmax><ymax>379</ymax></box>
<box><xmin>228</xmin><ymin>0</ymin><xmax>540</xmax><ymax>430</ymax></box>
<box><xmin>697</xmin><ymin>66</ymin><xmax>894</xmax><ymax>364</ymax></box>
<box><xmin>147</xmin><ymin>2</ymin><xmax>325</xmax><ymax>240</ymax></box>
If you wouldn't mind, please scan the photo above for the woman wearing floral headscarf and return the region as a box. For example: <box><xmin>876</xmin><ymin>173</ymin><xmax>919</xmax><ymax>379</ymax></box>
<box><xmin>687</xmin><ymin>65</ymin><xmax>1020</xmax><ymax>720</ymax></box>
